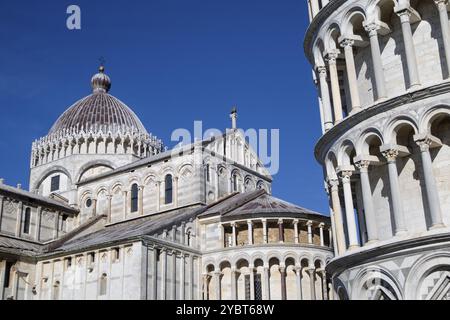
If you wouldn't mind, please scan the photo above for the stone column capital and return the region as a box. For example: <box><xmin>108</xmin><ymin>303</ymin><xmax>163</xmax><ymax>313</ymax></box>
<box><xmin>318</xmin><ymin>222</ymin><xmax>325</xmax><ymax>229</ymax></box>
<box><xmin>277</xmin><ymin>218</ymin><xmax>284</xmax><ymax>225</ymax></box>
<box><xmin>339</xmin><ymin>38</ymin><xmax>355</xmax><ymax>48</ymax></box>
<box><xmin>435</xmin><ymin>0</ymin><xmax>449</xmax><ymax>10</ymax></box>
<box><xmin>327</xmin><ymin>178</ymin><xmax>339</xmax><ymax>190</ymax></box>
<box><xmin>247</xmin><ymin>220</ymin><xmax>253</xmax><ymax>225</ymax></box>
<box><xmin>306</xmin><ymin>220</ymin><xmax>313</xmax><ymax>227</ymax></box>
<box><xmin>414</xmin><ymin>133</ymin><xmax>442</xmax><ymax>152</ymax></box>
<box><xmin>354</xmin><ymin>159</ymin><xmax>371</xmax><ymax>172</ymax></box>
<box><xmin>338</xmin><ymin>170</ymin><xmax>353</xmax><ymax>183</ymax></box>
<box><xmin>316</xmin><ymin>65</ymin><xmax>328</xmax><ymax>76</ymax></box>
<box><xmin>325</xmin><ymin>50</ymin><xmax>340</xmax><ymax>64</ymax></box>
<box><xmin>381</xmin><ymin>148</ymin><xmax>399</xmax><ymax>163</ymax></box>
<box><xmin>394</xmin><ymin>6</ymin><xmax>421</xmax><ymax>23</ymax></box>
<box><xmin>292</xmin><ymin>219</ymin><xmax>299</xmax><ymax>225</ymax></box>
<box><xmin>363</xmin><ymin>22</ymin><xmax>381</xmax><ymax>36</ymax></box>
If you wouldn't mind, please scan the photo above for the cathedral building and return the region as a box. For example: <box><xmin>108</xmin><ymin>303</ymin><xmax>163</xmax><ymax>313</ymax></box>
<box><xmin>0</xmin><ymin>67</ymin><xmax>333</xmax><ymax>300</ymax></box>
<box><xmin>306</xmin><ymin>0</ymin><xmax>450</xmax><ymax>300</ymax></box>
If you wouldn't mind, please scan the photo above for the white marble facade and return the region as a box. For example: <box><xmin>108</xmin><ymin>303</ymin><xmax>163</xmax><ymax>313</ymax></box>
<box><xmin>0</xmin><ymin>67</ymin><xmax>331</xmax><ymax>300</ymax></box>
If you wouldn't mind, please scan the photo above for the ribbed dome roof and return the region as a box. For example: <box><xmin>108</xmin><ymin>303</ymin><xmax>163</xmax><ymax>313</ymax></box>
<box><xmin>48</xmin><ymin>66</ymin><xmax>148</xmax><ymax>136</ymax></box>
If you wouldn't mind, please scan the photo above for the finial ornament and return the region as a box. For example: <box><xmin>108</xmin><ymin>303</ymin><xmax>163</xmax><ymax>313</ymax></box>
<box><xmin>91</xmin><ymin>62</ymin><xmax>111</xmax><ymax>93</ymax></box>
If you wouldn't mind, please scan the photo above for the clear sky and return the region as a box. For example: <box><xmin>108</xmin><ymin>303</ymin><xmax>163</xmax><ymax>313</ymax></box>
<box><xmin>0</xmin><ymin>0</ymin><xmax>328</xmax><ymax>213</ymax></box>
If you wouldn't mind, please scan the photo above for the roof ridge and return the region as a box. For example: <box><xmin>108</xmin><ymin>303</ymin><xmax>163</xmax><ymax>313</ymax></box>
<box><xmin>218</xmin><ymin>189</ymin><xmax>266</xmax><ymax>216</ymax></box>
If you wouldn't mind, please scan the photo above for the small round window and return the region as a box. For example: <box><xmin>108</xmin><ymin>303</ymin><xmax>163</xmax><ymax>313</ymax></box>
<box><xmin>85</xmin><ymin>198</ymin><xmax>92</xmax><ymax>208</ymax></box>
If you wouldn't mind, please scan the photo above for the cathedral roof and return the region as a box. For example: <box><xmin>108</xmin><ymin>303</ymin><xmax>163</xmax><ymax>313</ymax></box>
<box><xmin>199</xmin><ymin>190</ymin><xmax>327</xmax><ymax>221</ymax></box>
<box><xmin>47</xmin><ymin>66</ymin><xmax>148</xmax><ymax>137</ymax></box>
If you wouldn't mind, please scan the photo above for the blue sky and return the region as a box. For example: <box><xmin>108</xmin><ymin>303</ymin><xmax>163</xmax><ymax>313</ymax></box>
<box><xmin>0</xmin><ymin>0</ymin><xmax>328</xmax><ymax>213</ymax></box>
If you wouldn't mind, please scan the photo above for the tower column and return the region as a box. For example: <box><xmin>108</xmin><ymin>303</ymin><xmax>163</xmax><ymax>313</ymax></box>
<box><xmin>326</xmin><ymin>51</ymin><xmax>343</xmax><ymax>122</ymax></box>
<box><xmin>340</xmin><ymin>38</ymin><xmax>361</xmax><ymax>113</ymax></box>
<box><xmin>381</xmin><ymin>147</ymin><xmax>407</xmax><ymax>235</ymax></box>
<box><xmin>316</xmin><ymin>66</ymin><xmax>334</xmax><ymax>131</ymax></box>
<box><xmin>338</xmin><ymin>170</ymin><xmax>359</xmax><ymax>249</ymax></box>
<box><xmin>364</xmin><ymin>22</ymin><xmax>388</xmax><ymax>100</ymax></box>
<box><xmin>247</xmin><ymin>220</ymin><xmax>253</xmax><ymax>245</ymax></box>
<box><xmin>328</xmin><ymin>179</ymin><xmax>346</xmax><ymax>253</ymax></box>
<box><xmin>307</xmin><ymin>221</ymin><xmax>313</xmax><ymax>244</ymax></box>
<box><xmin>395</xmin><ymin>7</ymin><xmax>421</xmax><ymax>89</ymax></box>
<box><xmin>354</xmin><ymin>160</ymin><xmax>378</xmax><ymax>243</ymax></box>
<box><xmin>435</xmin><ymin>0</ymin><xmax>450</xmax><ymax>77</ymax></box>
<box><xmin>415</xmin><ymin>136</ymin><xmax>445</xmax><ymax>229</ymax></box>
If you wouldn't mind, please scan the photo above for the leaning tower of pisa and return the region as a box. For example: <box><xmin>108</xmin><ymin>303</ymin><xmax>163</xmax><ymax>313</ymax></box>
<box><xmin>305</xmin><ymin>0</ymin><xmax>450</xmax><ymax>300</ymax></box>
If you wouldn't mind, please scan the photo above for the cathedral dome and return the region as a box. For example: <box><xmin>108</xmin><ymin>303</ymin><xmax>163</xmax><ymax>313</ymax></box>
<box><xmin>48</xmin><ymin>66</ymin><xmax>148</xmax><ymax>136</ymax></box>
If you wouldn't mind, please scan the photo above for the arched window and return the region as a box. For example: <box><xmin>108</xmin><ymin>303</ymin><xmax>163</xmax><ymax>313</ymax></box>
<box><xmin>165</xmin><ymin>174</ymin><xmax>173</xmax><ymax>204</ymax></box>
<box><xmin>232</xmin><ymin>173</ymin><xmax>238</xmax><ymax>192</ymax></box>
<box><xmin>130</xmin><ymin>183</ymin><xmax>138</xmax><ymax>213</ymax></box>
<box><xmin>23</xmin><ymin>208</ymin><xmax>31</xmax><ymax>234</ymax></box>
<box><xmin>99</xmin><ymin>273</ymin><xmax>107</xmax><ymax>296</ymax></box>
<box><xmin>205</xmin><ymin>164</ymin><xmax>210</xmax><ymax>182</ymax></box>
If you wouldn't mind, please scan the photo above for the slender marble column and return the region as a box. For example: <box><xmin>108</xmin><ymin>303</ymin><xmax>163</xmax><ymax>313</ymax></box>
<box><xmin>35</xmin><ymin>206</ymin><xmax>42</xmax><ymax>241</ymax></box>
<box><xmin>231</xmin><ymin>222</ymin><xmax>237</xmax><ymax>247</ymax></box>
<box><xmin>262</xmin><ymin>219</ymin><xmax>268</xmax><ymax>244</ymax></box>
<box><xmin>340</xmin><ymin>38</ymin><xmax>361</xmax><ymax>113</ymax></box>
<box><xmin>396</xmin><ymin>8</ymin><xmax>421</xmax><ymax>89</ymax></box>
<box><xmin>280</xmin><ymin>266</ymin><xmax>287</xmax><ymax>300</ymax></box>
<box><xmin>435</xmin><ymin>0</ymin><xmax>450</xmax><ymax>77</ymax></box>
<box><xmin>293</xmin><ymin>219</ymin><xmax>299</xmax><ymax>244</ymax></box>
<box><xmin>307</xmin><ymin>221</ymin><xmax>313</xmax><ymax>244</ymax></box>
<box><xmin>339</xmin><ymin>171</ymin><xmax>360</xmax><ymax>249</ymax></box>
<box><xmin>264</xmin><ymin>267</ymin><xmax>270</xmax><ymax>300</ymax></box>
<box><xmin>156</xmin><ymin>182</ymin><xmax>161</xmax><ymax>212</ymax></box>
<box><xmin>295</xmin><ymin>267</ymin><xmax>303</xmax><ymax>300</ymax></box>
<box><xmin>364</xmin><ymin>22</ymin><xmax>387</xmax><ymax>100</ymax></box>
<box><xmin>161</xmin><ymin>249</ymin><xmax>167</xmax><ymax>300</ymax></box>
<box><xmin>328</xmin><ymin>179</ymin><xmax>346</xmax><ymax>253</ymax></box>
<box><xmin>215</xmin><ymin>168</ymin><xmax>220</xmax><ymax>200</ymax></box>
<box><xmin>381</xmin><ymin>148</ymin><xmax>407</xmax><ymax>235</ymax></box>
<box><xmin>355</xmin><ymin>160</ymin><xmax>378</xmax><ymax>243</ymax></box>
<box><xmin>307</xmin><ymin>268</ymin><xmax>316</xmax><ymax>300</ymax></box>
<box><xmin>214</xmin><ymin>271</ymin><xmax>221</xmax><ymax>300</ymax></box>
<box><xmin>180</xmin><ymin>254</ymin><xmax>185</xmax><ymax>300</ymax></box>
<box><xmin>415</xmin><ymin>138</ymin><xmax>445</xmax><ymax>229</ymax></box>
<box><xmin>138</xmin><ymin>186</ymin><xmax>144</xmax><ymax>216</ymax></box>
<box><xmin>326</xmin><ymin>51</ymin><xmax>343</xmax><ymax>122</ymax></box>
<box><xmin>107</xmin><ymin>195</ymin><xmax>112</xmax><ymax>222</ymax></box>
<box><xmin>152</xmin><ymin>248</ymin><xmax>158</xmax><ymax>300</ymax></box>
<box><xmin>317</xmin><ymin>66</ymin><xmax>334</xmax><ymax>131</ymax></box>
<box><xmin>202</xmin><ymin>274</ymin><xmax>209</xmax><ymax>300</ymax></box>
<box><xmin>247</xmin><ymin>220</ymin><xmax>253</xmax><ymax>245</ymax></box>
<box><xmin>278</xmin><ymin>219</ymin><xmax>284</xmax><ymax>243</ymax></box>
<box><xmin>174</xmin><ymin>177</ymin><xmax>179</xmax><ymax>207</ymax></box>
<box><xmin>249</xmin><ymin>266</ymin><xmax>255</xmax><ymax>300</ymax></box>
<box><xmin>231</xmin><ymin>267</ymin><xmax>237</xmax><ymax>300</ymax></box>
<box><xmin>319</xmin><ymin>223</ymin><xmax>325</xmax><ymax>246</ymax></box>
<box><xmin>320</xmin><ymin>270</ymin><xmax>328</xmax><ymax>300</ymax></box>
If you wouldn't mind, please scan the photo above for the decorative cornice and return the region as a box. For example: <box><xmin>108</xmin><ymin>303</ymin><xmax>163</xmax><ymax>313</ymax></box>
<box><xmin>314</xmin><ymin>81</ymin><xmax>450</xmax><ymax>164</ymax></box>
<box><xmin>326</xmin><ymin>231</ymin><xmax>450</xmax><ymax>276</ymax></box>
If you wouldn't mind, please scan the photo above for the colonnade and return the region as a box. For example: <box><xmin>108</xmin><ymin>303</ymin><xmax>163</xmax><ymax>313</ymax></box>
<box><xmin>327</xmin><ymin>134</ymin><xmax>446</xmax><ymax>255</ymax></box>
<box><xmin>315</xmin><ymin>1</ymin><xmax>450</xmax><ymax>132</ymax></box>
<box><xmin>218</xmin><ymin>218</ymin><xmax>332</xmax><ymax>248</ymax></box>
<box><xmin>203</xmin><ymin>257</ymin><xmax>331</xmax><ymax>300</ymax></box>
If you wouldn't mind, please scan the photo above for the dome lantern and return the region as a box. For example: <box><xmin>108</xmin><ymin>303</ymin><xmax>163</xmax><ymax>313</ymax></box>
<box><xmin>91</xmin><ymin>65</ymin><xmax>111</xmax><ymax>93</ymax></box>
